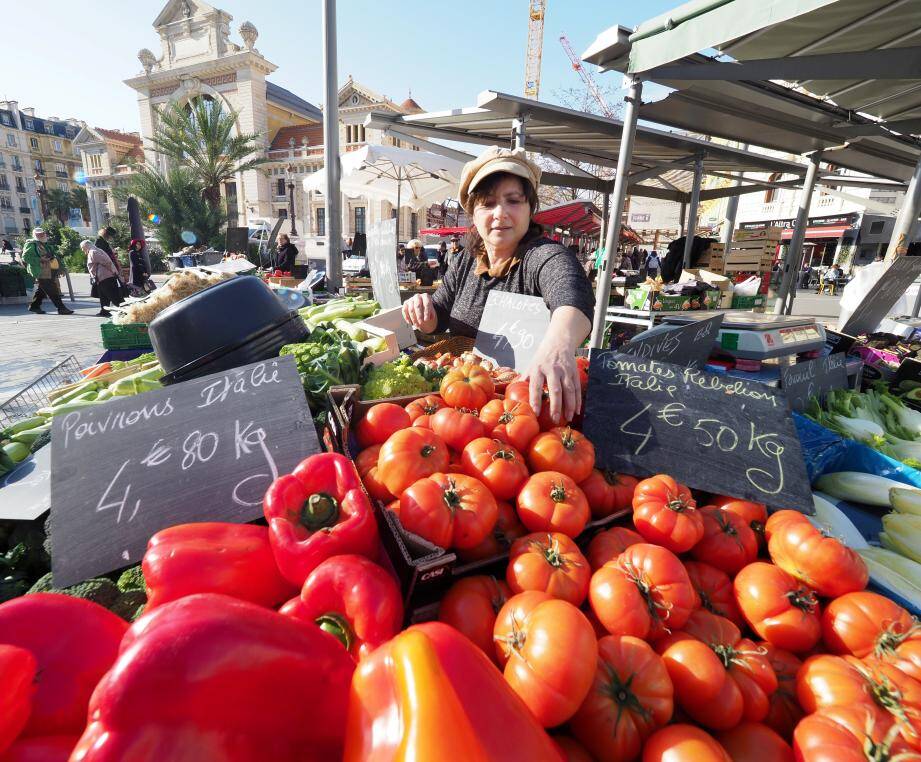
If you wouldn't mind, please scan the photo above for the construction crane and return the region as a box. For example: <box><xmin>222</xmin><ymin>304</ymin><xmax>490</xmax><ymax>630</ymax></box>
<box><xmin>524</xmin><ymin>1</ymin><xmax>546</xmax><ymax>99</ymax></box>
<box><xmin>559</xmin><ymin>33</ymin><xmax>615</xmax><ymax>118</ymax></box>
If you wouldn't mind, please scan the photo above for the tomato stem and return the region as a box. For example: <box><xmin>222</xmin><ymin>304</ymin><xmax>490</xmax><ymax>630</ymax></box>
<box><xmin>301</xmin><ymin>492</ymin><xmax>340</xmax><ymax>531</ymax></box>
<box><xmin>442</xmin><ymin>478</ymin><xmax>462</xmax><ymax>513</ymax></box>
<box><xmin>420</xmin><ymin>444</ymin><xmax>436</xmax><ymax>458</ymax></box>
<box><xmin>787</xmin><ymin>587</ymin><xmax>818</xmax><ymax>614</ymax></box>
<box><xmin>550</xmin><ymin>481</ymin><xmax>568</xmax><ymax>503</ymax></box>
<box><xmin>875</xmin><ymin>619</ymin><xmax>921</xmax><ymax>658</ymax></box>
<box><xmin>600</xmin><ymin>664</ymin><xmax>653</xmax><ymax>726</ymax></box>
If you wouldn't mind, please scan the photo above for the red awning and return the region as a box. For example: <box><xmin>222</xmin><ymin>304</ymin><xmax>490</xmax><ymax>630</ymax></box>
<box><xmin>420</xmin><ymin>227</ymin><xmax>467</xmax><ymax>237</ymax></box>
<box><xmin>780</xmin><ymin>225</ymin><xmax>854</xmax><ymax>240</ymax></box>
<box><xmin>533</xmin><ymin>200</ymin><xmax>602</xmax><ymax>235</ymax></box>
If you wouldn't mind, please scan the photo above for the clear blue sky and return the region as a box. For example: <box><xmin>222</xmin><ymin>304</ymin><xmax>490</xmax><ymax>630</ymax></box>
<box><xmin>3</xmin><ymin>0</ymin><xmax>674</xmax><ymax>132</ymax></box>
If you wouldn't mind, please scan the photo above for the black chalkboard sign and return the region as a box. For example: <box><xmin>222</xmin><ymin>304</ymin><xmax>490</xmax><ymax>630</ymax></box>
<box><xmin>623</xmin><ymin>314</ymin><xmax>724</xmax><ymax>369</ymax></box>
<box><xmin>225</xmin><ymin>227</ymin><xmax>249</xmax><ymax>255</ymax></box>
<box><xmin>840</xmin><ymin>257</ymin><xmax>921</xmax><ymax>336</ymax></box>
<box><xmin>474</xmin><ymin>292</ymin><xmax>552</xmax><ymax>372</ymax></box>
<box><xmin>824</xmin><ymin>328</ymin><xmax>857</xmax><ymax>356</ymax></box>
<box><xmin>583</xmin><ymin>352</ymin><xmax>813</xmax><ymax>513</ymax></box>
<box><xmin>50</xmin><ymin>356</ymin><xmax>319</xmax><ymax>586</ymax></box>
<box><xmin>780</xmin><ymin>353</ymin><xmax>848</xmax><ymax>412</ymax></box>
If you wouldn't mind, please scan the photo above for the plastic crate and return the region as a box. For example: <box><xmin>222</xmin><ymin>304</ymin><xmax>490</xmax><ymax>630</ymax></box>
<box><xmin>100</xmin><ymin>322</ymin><xmax>152</xmax><ymax>350</ymax></box>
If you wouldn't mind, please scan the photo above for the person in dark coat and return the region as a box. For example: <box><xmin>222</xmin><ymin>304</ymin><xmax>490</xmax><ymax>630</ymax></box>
<box><xmin>276</xmin><ymin>234</ymin><xmax>298</xmax><ymax>273</ymax></box>
<box><xmin>95</xmin><ymin>226</ymin><xmax>119</xmax><ymax>271</ymax></box>
<box><xmin>128</xmin><ymin>239</ymin><xmax>150</xmax><ymax>288</ymax></box>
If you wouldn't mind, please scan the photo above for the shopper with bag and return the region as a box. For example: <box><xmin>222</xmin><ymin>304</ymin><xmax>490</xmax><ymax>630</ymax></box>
<box><xmin>83</xmin><ymin>240</ymin><xmax>123</xmax><ymax>317</ymax></box>
<box><xmin>23</xmin><ymin>227</ymin><xmax>73</xmax><ymax>315</ymax></box>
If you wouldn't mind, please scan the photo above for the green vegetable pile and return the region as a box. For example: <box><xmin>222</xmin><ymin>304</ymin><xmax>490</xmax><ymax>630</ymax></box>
<box><xmin>363</xmin><ymin>356</ymin><xmax>433</xmax><ymax>400</ymax></box>
<box><xmin>299</xmin><ymin>296</ymin><xmax>380</xmax><ymax>332</ymax></box>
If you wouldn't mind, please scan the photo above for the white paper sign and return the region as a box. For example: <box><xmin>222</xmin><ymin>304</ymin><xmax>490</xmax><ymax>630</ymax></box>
<box><xmin>367</xmin><ymin>218</ymin><xmax>400</xmax><ymax>310</ymax></box>
<box><xmin>474</xmin><ymin>291</ymin><xmax>551</xmax><ymax>372</ymax></box>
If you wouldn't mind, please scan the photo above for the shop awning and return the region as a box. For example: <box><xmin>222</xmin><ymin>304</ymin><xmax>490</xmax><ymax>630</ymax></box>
<box><xmin>780</xmin><ymin>225</ymin><xmax>856</xmax><ymax>240</ymax></box>
<box><xmin>533</xmin><ymin>200</ymin><xmax>603</xmax><ymax>234</ymax></box>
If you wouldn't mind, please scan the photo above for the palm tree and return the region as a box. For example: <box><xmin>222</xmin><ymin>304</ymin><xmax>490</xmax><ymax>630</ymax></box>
<box><xmin>150</xmin><ymin>98</ymin><xmax>266</xmax><ymax>211</ymax></box>
<box><xmin>71</xmin><ymin>185</ymin><xmax>90</xmax><ymax>225</ymax></box>
<box><xmin>45</xmin><ymin>188</ymin><xmax>74</xmax><ymax>224</ymax></box>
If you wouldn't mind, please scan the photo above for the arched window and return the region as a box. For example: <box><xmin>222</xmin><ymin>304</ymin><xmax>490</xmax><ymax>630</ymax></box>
<box><xmin>764</xmin><ymin>173</ymin><xmax>782</xmax><ymax>203</ymax></box>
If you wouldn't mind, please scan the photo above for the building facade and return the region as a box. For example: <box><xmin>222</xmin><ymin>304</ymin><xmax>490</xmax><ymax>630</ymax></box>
<box><xmin>72</xmin><ymin>128</ymin><xmax>144</xmax><ymax>232</ymax></box>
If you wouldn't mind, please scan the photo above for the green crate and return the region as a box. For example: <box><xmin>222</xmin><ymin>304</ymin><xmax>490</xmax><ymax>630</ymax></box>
<box><xmin>730</xmin><ymin>295</ymin><xmax>767</xmax><ymax>310</ymax></box>
<box><xmin>100</xmin><ymin>322</ymin><xmax>152</xmax><ymax>350</ymax></box>
<box><xmin>625</xmin><ymin>287</ymin><xmax>702</xmax><ymax>312</ymax></box>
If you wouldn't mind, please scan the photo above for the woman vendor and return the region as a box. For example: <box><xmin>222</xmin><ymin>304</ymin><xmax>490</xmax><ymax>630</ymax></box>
<box><xmin>402</xmin><ymin>146</ymin><xmax>594</xmax><ymax>424</ymax></box>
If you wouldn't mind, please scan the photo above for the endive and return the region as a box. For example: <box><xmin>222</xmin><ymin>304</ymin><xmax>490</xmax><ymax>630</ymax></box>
<box><xmin>881</xmin><ymin>513</ymin><xmax>921</xmax><ymax>564</ymax></box>
<box><xmin>813</xmin><ymin>472</ymin><xmax>918</xmax><ymax>508</ymax></box>
<box><xmin>857</xmin><ymin>547</ymin><xmax>921</xmax><ymax>611</ymax></box>
<box><xmin>889</xmin><ymin>487</ymin><xmax>921</xmax><ymax>516</ymax></box>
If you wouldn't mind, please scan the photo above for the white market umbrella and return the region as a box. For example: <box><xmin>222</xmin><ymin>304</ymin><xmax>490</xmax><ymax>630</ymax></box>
<box><xmin>304</xmin><ymin>143</ymin><xmax>464</xmax><ymax>243</ymax></box>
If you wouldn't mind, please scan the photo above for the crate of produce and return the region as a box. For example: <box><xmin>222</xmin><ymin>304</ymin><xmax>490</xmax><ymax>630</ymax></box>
<box><xmin>100</xmin><ymin>321</ymin><xmax>153</xmax><ymax>350</ymax></box>
<box><xmin>626</xmin><ymin>286</ymin><xmax>701</xmax><ymax>311</ymax></box>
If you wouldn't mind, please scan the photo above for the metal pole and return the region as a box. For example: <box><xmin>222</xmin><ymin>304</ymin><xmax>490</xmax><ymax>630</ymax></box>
<box><xmin>722</xmin><ymin>146</ymin><xmax>747</xmax><ymax>250</ymax></box>
<box><xmin>322</xmin><ymin>0</ymin><xmax>342</xmax><ymax>290</ymax></box>
<box><xmin>600</xmin><ymin>190</ymin><xmax>610</xmax><ymax>256</ymax></box>
<box><xmin>682</xmin><ymin>155</ymin><xmax>704</xmax><ymax>268</ymax></box>
<box><xmin>679</xmin><ymin>203</ymin><xmax>687</xmax><ymax>237</ymax></box>
<box><xmin>773</xmin><ymin>151</ymin><xmax>822</xmax><ymax>315</ymax></box>
<box><xmin>590</xmin><ymin>77</ymin><xmax>643</xmax><ymax>348</ymax></box>
<box><xmin>513</xmin><ymin>115</ymin><xmax>528</xmax><ymax>151</ymax></box>
<box><xmin>395</xmin><ymin>170</ymin><xmax>401</xmax><ymax>248</ymax></box>
<box><xmin>884</xmin><ymin>154</ymin><xmax>921</xmax><ymax>263</ymax></box>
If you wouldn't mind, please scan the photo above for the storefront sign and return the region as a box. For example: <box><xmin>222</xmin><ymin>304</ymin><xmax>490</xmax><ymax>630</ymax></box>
<box><xmin>50</xmin><ymin>356</ymin><xmax>319</xmax><ymax>586</ymax></box>
<box><xmin>474</xmin><ymin>292</ymin><xmax>551</xmax><ymax>372</ymax></box>
<box><xmin>583</xmin><ymin>352</ymin><xmax>813</xmax><ymax>513</ymax></box>
<box><xmin>623</xmin><ymin>313</ymin><xmax>724</xmax><ymax>370</ymax></box>
<box><xmin>840</xmin><ymin>256</ymin><xmax>921</xmax><ymax>336</ymax></box>
<box><xmin>367</xmin><ymin>218</ymin><xmax>400</xmax><ymax>310</ymax></box>
<box><xmin>741</xmin><ymin>213</ymin><xmax>859</xmax><ymax>231</ymax></box>
<box><xmin>780</xmin><ymin>353</ymin><xmax>848</xmax><ymax>412</ymax></box>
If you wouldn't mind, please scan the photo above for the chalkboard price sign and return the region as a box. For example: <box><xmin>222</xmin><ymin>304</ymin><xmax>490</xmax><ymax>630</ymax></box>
<box><xmin>583</xmin><ymin>351</ymin><xmax>813</xmax><ymax>513</ymax></box>
<box><xmin>840</xmin><ymin>256</ymin><xmax>921</xmax><ymax>336</ymax></box>
<box><xmin>623</xmin><ymin>313</ymin><xmax>724</xmax><ymax>369</ymax></box>
<box><xmin>50</xmin><ymin>356</ymin><xmax>319</xmax><ymax>586</ymax></box>
<box><xmin>780</xmin><ymin>353</ymin><xmax>848</xmax><ymax>412</ymax></box>
<box><xmin>474</xmin><ymin>291</ymin><xmax>551</xmax><ymax>371</ymax></box>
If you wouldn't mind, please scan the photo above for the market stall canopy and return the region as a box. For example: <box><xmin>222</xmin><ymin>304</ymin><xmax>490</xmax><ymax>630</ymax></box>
<box><xmin>303</xmin><ymin>143</ymin><xmax>463</xmax><ymax>209</ymax></box>
<box><xmin>533</xmin><ymin>200</ymin><xmax>603</xmax><ymax>234</ymax></box>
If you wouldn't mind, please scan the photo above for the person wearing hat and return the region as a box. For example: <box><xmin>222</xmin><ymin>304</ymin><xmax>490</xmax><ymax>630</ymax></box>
<box><xmin>401</xmin><ymin>146</ymin><xmax>594</xmax><ymax>423</ymax></box>
<box><xmin>23</xmin><ymin>227</ymin><xmax>73</xmax><ymax>315</ymax></box>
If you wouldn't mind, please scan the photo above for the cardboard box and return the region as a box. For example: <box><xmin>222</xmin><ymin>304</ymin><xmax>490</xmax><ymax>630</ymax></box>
<box><xmin>349</xmin><ymin>321</ymin><xmax>400</xmax><ymax>366</ymax></box>
<box><xmin>267</xmin><ymin>276</ymin><xmax>301</xmax><ymax>288</ymax></box>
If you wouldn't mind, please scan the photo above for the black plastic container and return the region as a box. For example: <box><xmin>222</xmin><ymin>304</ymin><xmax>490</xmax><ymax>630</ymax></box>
<box><xmin>149</xmin><ymin>277</ymin><xmax>309</xmax><ymax>385</ymax></box>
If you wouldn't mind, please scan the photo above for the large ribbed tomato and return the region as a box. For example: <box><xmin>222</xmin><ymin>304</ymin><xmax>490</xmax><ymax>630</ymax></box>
<box><xmin>684</xmin><ymin>561</ymin><xmax>742</xmax><ymax>627</ymax></box>
<box><xmin>527</xmin><ymin>428</ymin><xmax>595</xmax><ymax>483</ymax></box>
<box><xmin>430</xmin><ymin>406</ymin><xmax>486</xmax><ymax>452</ymax></box>
<box><xmin>589</xmin><ymin>543</ymin><xmax>695</xmax><ymax>641</ymax></box>
<box><xmin>355</xmin><ymin>403</ymin><xmax>411</xmax><ymax>449</ymax></box>
<box><xmin>793</xmin><ymin>705</ymin><xmax>913</xmax><ymax>762</ymax></box>
<box><xmin>457</xmin><ymin>500</ymin><xmax>527</xmax><ymax>562</ymax></box>
<box><xmin>733</xmin><ymin>562</ymin><xmax>822</xmax><ymax>653</ymax></box>
<box><xmin>377</xmin><ymin>427</ymin><xmax>449</xmax><ymax>496</ymax></box>
<box><xmin>461</xmin><ymin>438</ymin><xmax>529</xmax><ymax>501</ymax></box>
<box><xmin>716</xmin><ymin>723</ymin><xmax>792</xmax><ymax>762</ymax></box>
<box><xmin>586</xmin><ymin>526</ymin><xmax>644</xmax><ymax>572</ymax></box>
<box><xmin>822</xmin><ymin>591</ymin><xmax>921</xmax><ymax>680</ymax></box>
<box><xmin>478</xmin><ymin>398</ymin><xmax>540</xmax><ymax>452</ymax></box>
<box><xmin>516</xmin><ymin>471</ymin><xmax>590</xmax><ymax>537</ymax></box>
<box><xmin>398</xmin><ymin>472</ymin><xmax>497</xmax><ymax>550</ymax></box>
<box><xmin>657</xmin><ymin>610</ymin><xmax>778</xmax><ymax>731</ymax></box>
<box><xmin>505</xmin><ymin>380</ymin><xmax>571</xmax><ymax>430</ymax></box>
<box><xmin>759</xmin><ymin>643</ymin><xmax>804</xmax><ymax>741</ymax></box>
<box><xmin>641</xmin><ymin>725</ymin><xmax>730</xmax><ymax>762</ymax></box>
<box><xmin>404</xmin><ymin>394</ymin><xmax>445</xmax><ymax>428</ymax></box>
<box><xmin>632</xmin><ymin>475</ymin><xmax>703</xmax><ymax>553</ymax></box>
<box><xmin>713</xmin><ymin>497</ymin><xmax>768</xmax><ymax>548</ymax></box>
<box><xmin>570</xmin><ymin>635</ymin><xmax>674</xmax><ymax>762</ymax></box>
<box><xmin>506</xmin><ymin>532</ymin><xmax>590</xmax><ymax>606</ymax></box>
<box><xmin>690</xmin><ymin>506</ymin><xmax>758</xmax><ymax>576</ymax></box>
<box><xmin>579</xmin><ymin>470</ymin><xmax>638</xmax><ymax>520</ymax></box>
<box><xmin>438</xmin><ymin>575</ymin><xmax>509</xmax><ymax>665</ymax></box>
<box><xmin>493</xmin><ymin>593</ymin><xmax>598</xmax><ymax>727</ymax></box>
<box><xmin>765</xmin><ymin>510</ymin><xmax>868</xmax><ymax>597</ymax></box>
<box><xmin>440</xmin><ymin>364</ymin><xmax>494</xmax><ymax>410</ymax></box>
<box><xmin>355</xmin><ymin>444</ymin><xmax>394</xmax><ymax>503</ymax></box>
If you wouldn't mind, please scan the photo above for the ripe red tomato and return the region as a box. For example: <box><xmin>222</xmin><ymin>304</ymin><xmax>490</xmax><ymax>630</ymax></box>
<box><xmin>493</xmin><ymin>593</ymin><xmax>598</xmax><ymax>727</ymax></box>
<box><xmin>579</xmin><ymin>470</ymin><xmax>638</xmax><ymax>520</ymax></box>
<box><xmin>377</xmin><ymin>427</ymin><xmax>450</xmax><ymax>496</ymax></box>
<box><xmin>684</xmin><ymin>561</ymin><xmax>742</xmax><ymax>627</ymax></box>
<box><xmin>690</xmin><ymin>506</ymin><xmax>758</xmax><ymax>576</ymax></box>
<box><xmin>355</xmin><ymin>403</ymin><xmax>411</xmax><ymax>449</ymax></box>
<box><xmin>632</xmin><ymin>475</ymin><xmax>704</xmax><ymax>553</ymax></box>
<box><xmin>398</xmin><ymin>472</ymin><xmax>498</xmax><ymax>550</ymax></box>
<box><xmin>430</xmin><ymin>406</ymin><xmax>485</xmax><ymax>452</ymax></box>
<box><xmin>586</xmin><ymin>526</ymin><xmax>643</xmax><ymax>572</ymax></box>
<box><xmin>733</xmin><ymin>562</ymin><xmax>822</xmax><ymax>653</ymax></box>
<box><xmin>457</xmin><ymin>500</ymin><xmax>527</xmax><ymax>562</ymax></box>
<box><xmin>590</xmin><ymin>543</ymin><xmax>696</xmax><ymax>641</ymax></box>
<box><xmin>506</xmin><ymin>532</ymin><xmax>591</xmax><ymax>606</ymax></box>
<box><xmin>765</xmin><ymin>511</ymin><xmax>868</xmax><ymax>598</ymax></box>
<box><xmin>527</xmin><ymin>427</ymin><xmax>596</xmax><ymax>483</ymax></box>
<box><xmin>758</xmin><ymin>642</ymin><xmax>804</xmax><ymax>741</ymax></box>
<box><xmin>715</xmin><ymin>722</ymin><xmax>793</xmax><ymax>762</ymax></box>
<box><xmin>793</xmin><ymin>705</ymin><xmax>913</xmax><ymax>761</ymax></box>
<box><xmin>438</xmin><ymin>575</ymin><xmax>509</xmax><ymax>665</ymax></box>
<box><xmin>461</xmin><ymin>437</ymin><xmax>529</xmax><ymax>501</ymax></box>
<box><xmin>570</xmin><ymin>635</ymin><xmax>674</xmax><ymax>762</ymax></box>
<box><xmin>641</xmin><ymin>724</ymin><xmax>730</xmax><ymax>762</ymax></box>
<box><xmin>713</xmin><ymin>497</ymin><xmax>768</xmax><ymax>547</ymax></box>
<box><xmin>440</xmin><ymin>363</ymin><xmax>494</xmax><ymax>410</ymax></box>
<box><xmin>516</xmin><ymin>471</ymin><xmax>590</xmax><ymax>537</ymax></box>
<box><xmin>506</xmin><ymin>380</ymin><xmax>571</xmax><ymax>429</ymax></box>
<box><xmin>657</xmin><ymin>610</ymin><xmax>778</xmax><ymax>730</ymax></box>
<box><xmin>479</xmin><ymin>398</ymin><xmax>540</xmax><ymax>452</ymax></box>
<box><xmin>354</xmin><ymin>444</ymin><xmax>394</xmax><ymax>503</ymax></box>
<box><xmin>404</xmin><ymin>394</ymin><xmax>445</xmax><ymax>428</ymax></box>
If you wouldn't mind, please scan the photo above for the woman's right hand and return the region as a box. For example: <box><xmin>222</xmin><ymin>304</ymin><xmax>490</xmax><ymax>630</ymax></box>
<box><xmin>402</xmin><ymin>293</ymin><xmax>437</xmax><ymax>334</ymax></box>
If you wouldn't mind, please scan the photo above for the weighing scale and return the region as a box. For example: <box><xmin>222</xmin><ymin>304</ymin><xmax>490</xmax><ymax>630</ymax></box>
<box><xmin>659</xmin><ymin>310</ymin><xmax>826</xmax><ymax>360</ymax></box>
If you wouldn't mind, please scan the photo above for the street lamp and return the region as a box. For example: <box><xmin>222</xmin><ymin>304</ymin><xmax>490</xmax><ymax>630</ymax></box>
<box><xmin>33</xmin><ymin>174</ymin><xmax>48</xmax><ymax>221</ymax></box>
<box><xmin>285</xmin><ymin>165</ymin><xmax>298</xmax><ymax>237</ymax></box>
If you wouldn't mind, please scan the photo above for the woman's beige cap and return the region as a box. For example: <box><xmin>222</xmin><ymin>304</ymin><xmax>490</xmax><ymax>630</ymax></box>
<box><xmin>459</xmin><ymin>146</ymin><xmax>541</xmax><ymax>211</ymax></box>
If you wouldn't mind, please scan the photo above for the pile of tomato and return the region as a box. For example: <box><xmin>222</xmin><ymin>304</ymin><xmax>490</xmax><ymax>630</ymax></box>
<box><xmin>352</xmin><ymin>362</ymin><xmax>921</xmax><ymax>762</ymax></box>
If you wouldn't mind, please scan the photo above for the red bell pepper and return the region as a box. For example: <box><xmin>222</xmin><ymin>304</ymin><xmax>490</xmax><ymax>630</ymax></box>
<box><xmin>142</xmin><ymin>522</ymin><xmax>296</xmax><ymax>609</ymax></box>
<box><xmin>280</xmin><ymin>554</ymin><xmax>403</xmax><ymax>661</ymax></box>
<box><xmin>0</xmin><ymin>594</ymin><xmax>127</xmax><ymax>737</ymax></box>
<box><xmin>345</xmin><ymin>621</ymin><xmax>563</xmax><ymax>761</ymax></box>
<box><xmin>0</xmin><ymin>735</ymin><xmax>78</xmax><ymax>762</ymax></box>
<box><xmin>0</xmin><ymin>645</ymin><xmax>36</xmax><ymax>755</ymax></box>
<box><xmin>69</xmin><ymin>593</ymin><xmax>355</xmax><ymax>762</ymax></box>
<box><xmin>263</xmin><ymin>452</ymin><xmax>378</xmax><ymax>586</ymax></box>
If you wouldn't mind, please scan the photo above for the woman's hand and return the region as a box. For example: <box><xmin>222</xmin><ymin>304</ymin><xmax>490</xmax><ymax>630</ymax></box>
<box><xmin>402</xmin><ymin>293</ymin><xmax>437</xmax><ymax>334</ymax></box>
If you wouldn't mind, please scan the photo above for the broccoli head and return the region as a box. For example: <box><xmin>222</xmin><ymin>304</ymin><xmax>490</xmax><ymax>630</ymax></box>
<box><xmin>111</xmin><ymin>589</ymin><xmax>147</xmax><ymax>622</ymax></box>
<box><xmin>117</xmin><ymin>565</ymin><xmax>146</xmax><ymax>592</ymax></box>
<box><xmin>27</xmin><ymin>572</ymin><xmax>54</xmax><ymax>594</ymax></box>
<box><xmin>362</xmin><ymin>357</ymin><xmax>431</xmax><ymax>400</ymax></box>
<box><xmin>26</xmin><ymin>575</ymin><xmax>121</xmax><ymax>608</ymax></box>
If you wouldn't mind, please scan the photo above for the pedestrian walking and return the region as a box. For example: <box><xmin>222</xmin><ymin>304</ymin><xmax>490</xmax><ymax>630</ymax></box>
<box><xmin>95</xmin><ymin>226</ymin><xmax>120</xmax><ymax>271</ymax></box>
<box><xmin>23</xmin><ymin>227</ymin><xmax>73</xmax><ymax>315</ymax></box>
<box><xmin>644</xmin><ymin>249</ymin><xmax>661</xmax><ymax>278</ymax></box>
<box><xmin>83</xmin><ymin>240</ymin><xmax>123</xmax><ymax>317</ymax></box>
